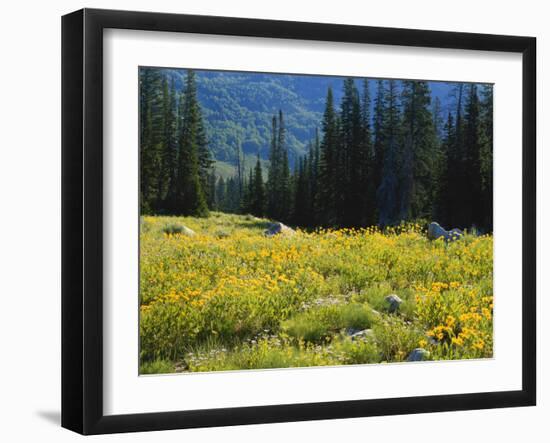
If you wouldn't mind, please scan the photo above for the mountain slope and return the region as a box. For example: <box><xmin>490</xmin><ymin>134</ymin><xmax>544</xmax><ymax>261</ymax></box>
<box><xmin>162</xmin><ymin>68</ymin><xmax>458</xmax><ymax>172</ymax></box>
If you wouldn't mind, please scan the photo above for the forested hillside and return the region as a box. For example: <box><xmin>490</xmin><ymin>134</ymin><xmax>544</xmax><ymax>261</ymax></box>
<box><xmin>140</xmin><ymin>67</ymin><xmax>493</xmax><ymax>230</ymax></box>
<box><xmin>157</xmin><ymin>69</ymin><xmax>455</xmax><ymax>168</ymax></box>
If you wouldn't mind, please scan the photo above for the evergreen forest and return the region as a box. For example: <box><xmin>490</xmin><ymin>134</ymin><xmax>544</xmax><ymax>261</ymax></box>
<box><xmin>140</xmin><ymin>68</ymin><xmax>493</xmax><ymax>230</ymax></box>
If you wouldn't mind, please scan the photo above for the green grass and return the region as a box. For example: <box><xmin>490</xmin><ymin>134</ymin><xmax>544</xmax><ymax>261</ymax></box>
<box><xmin>139</xmin><ymin>359</ymin><xmax>175</xmax><ymax>375</ymax></box>
<box><xmin>139</xmin><ymin>212</ymin><xmax>494</xmax><ymax>373</ymax></box>
<box><xmin>282</xmin><ymin>302</ymin><xmax>377</xmax><ymax>343</ymax></box>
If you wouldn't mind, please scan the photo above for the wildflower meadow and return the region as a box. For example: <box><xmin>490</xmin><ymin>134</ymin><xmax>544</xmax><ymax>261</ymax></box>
<box><xmin>139</xmin><ymin>213</ymin><xmax>493</xmax><ymax>374</ymax></box>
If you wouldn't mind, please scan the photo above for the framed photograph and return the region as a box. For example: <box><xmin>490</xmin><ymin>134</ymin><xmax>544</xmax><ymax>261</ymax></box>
<box><xmin>62</xmin><ymin>8</ymin><xmax>536</xmax><ymax>435</ymax></box>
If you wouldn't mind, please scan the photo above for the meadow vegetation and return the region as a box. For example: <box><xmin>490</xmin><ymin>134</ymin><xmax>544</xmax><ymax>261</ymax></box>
<box><xmin>139</xmin><ymin>212</ymin><xmax>493</xmax><ymax>374</ymax></box>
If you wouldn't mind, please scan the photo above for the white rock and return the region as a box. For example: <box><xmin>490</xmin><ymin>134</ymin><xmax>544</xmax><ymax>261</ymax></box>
<box><xmin>427</xmin><ymin>222</ymin><xmax>463</xmax><ymax>242</ymax></box>
<box><xmin>264</xmin><ymin>222</ymin><xmax>295</xmax><ymax>237</ymax></box>
<box><xmin>181</xmin><ymin>226</ymin><xmax>196</xmax><ymax>236</ymax></box>
<box><xmin>349</xmin><ymin>329</ymin><xmax>374</xmax><ymax>341</ymax></box>
<box><xmin>385</xmin><ymin>294</ymin><xmax>403</xmax><ymax>313</ymax></box>
<box><xmin>407</xmin><ymin>348</ymin><xmax>431</xmax><ymax>362</ymax></box>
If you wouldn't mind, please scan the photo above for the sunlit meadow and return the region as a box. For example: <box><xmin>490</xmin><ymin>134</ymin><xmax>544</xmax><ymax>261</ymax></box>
<box><xmin>139</xmin><ymin>213</ymin><xmax>493</xmax><ymax>374</ymax></box>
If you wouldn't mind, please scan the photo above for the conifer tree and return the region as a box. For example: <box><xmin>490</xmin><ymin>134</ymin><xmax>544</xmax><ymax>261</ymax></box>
<box><xmin>340</xmin><ymin>78</ymin><xmax>363</xmax><ymax>226</ymax></box>
<box><xmin>266</xmin><ymin>116</ymin><xmax>279</xmax><ymax>218</ymax></box>
<box><xmin>172</xmin><ymin>70</ymin><xmax>209</xmax><ymax>217</ymax></box>
<box><xmin>445</xmin><ymin>83</ymin><xmax>466</xmax><ymax>227</ymax></box>
<box><xmin>432</xmin><ymin>96</ymin><xmax>443</xmax><ymax>139</ymax></box>
<box><xmin>293</xmin><ymin>156</ymin><xmax>309</xmax><ymax>226</ymax></box>
<box><xmin>223</xmin><ymin>177</ymin><xmax>240</xmax><ymax>213</ymax></box>
<box><xmin>305</xmin><ymin>139</ymin><xmax>318</xmax><ymax>226</ymax></box>
<box><xmin>266</xmin><ymin>110</ymin><xmax>291</xmax><ymax>221</ymax></box>
<box><xmin>207</xmin><ymin>168</ymin><xmax>218</xmax><ymax>210</ymax></box>
<box><xmin>376</xmin><ymin>80</ymin><xmax>401</xmax><ymax>226</ymax></box>
<box><xmin>398</xmin><ymin>81</ymin><xmax>437</xmax><ymax>220</ymax></box>
<box><xmin>317</xmin><ymin>87</ymin><xmax>339</xmax><ymax>226</ymax></box>
<box><xmin>278</xmin><ymin>111</ymin><xmax>291</xmax><ymax>221</ymax></box>
<box><xmin>309</xmin><ymin>129</ymin><xmax>321</xmax><ymax>225</ymax></box>
<box><xmin>462</xmin><ymin>83</ymin><xmax>484</xmax><ymax>228</ymax></box>
<box><xmin>242</xmin><ymin>168</ymin><xmax>254</xmax><ymax>213</ymax></box>
<box><xmin>251</xmin><ymin>153</ymin><xmax>266</xmax><ymax>216</ymax></box>
<box><xmin>235</xmin><ymin>139</ymin><xmax>245</xmax><ymax>203</ymax></box>
<box><xmin>479</xmin><ymin>84</ymin><xmax>493</xmax><ymax>231</ymax></box>
<box><xmin>157</xmin><ymin>77</ymin><xmax>178</xmax><ymax>209</ymax></box>
<box><xmin>216</xmin><ymin>176</ymin><xmax>226</xmax><ymax>211</ymax></box>
<box><xmin>435</xmin><ymin>112</ymin><xmax>454</xmax><ymax>224</ymax></box>
<box><xmin>372</xmin><ymin>80</ymin><xmax>386</xmax><ymax>207</ymax></box>
<box><xmin>197</xmin><ymin>117</ymin><xmax>214</xmax><ymax>205</ymax></box>
<box><xmin>361</xmin><ymin>78</ymin><xmax>376</xmax><ymax>226</ymax></box>
<box><xmin>139</xmin><ymin>69</ymin><xmax>164</xmax><ymax>213</ymax></box>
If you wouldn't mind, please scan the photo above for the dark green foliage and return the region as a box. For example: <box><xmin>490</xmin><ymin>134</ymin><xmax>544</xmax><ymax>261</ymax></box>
<box><xmin>372</xmin><ymin>80</ymin><xmax>386</xmax><ymax>216</ymax></box>
<box><xmin>171</xmin><ymin>71</ymin><xmax>209</xmax><ymax>217</ymax></box>
<box><xmin>317</xmin><ymin>87</ymin><xmax>340</xmax><ymax>225</ymax></box>
<box><xmin>216</xmin><ymin>176</ymin><xmax>226</xmax><ymax>211</ymax></box>
<box><xmin>340</xmin><ymin>78</ymin><xmax>364</xmax><ymax>226</ymax></box>
<box><xmin>266</xmin><ymin>111</ymin><xmax>291</xmax><ymax>221</ymax></box>
<box><xmin>479</xmin><ymin>84</ymin><xmax>493</xmax><ymax>231</ymax></box>
<box><xmin>157</xmin><ymin>78</ymin><xmax>178</xmax><ymax>209</ymax></box>
<box><xmin>207</xmin><ymin>168</ymin><xmax>219</xmax><ymax>210</ymax></box>
<box><xmin>444</xmin><ymin>83</ymin><xmax>466</xmax><ymax>228</ymax></box>
<box><xmin>250</xmin><ymin>154</ymin><xmax>266</xmax><ymax>216</ymax></box>
<box><xmin>462</xmin><ymin>84</ymin><xmax>483</xmax><ymax>227</ymax></box>
<box><xmin>436</xmin><ymin>83</ymin><xmax>493</xmax><ymax>231</ymax></box>
<box><xmin>361</xmin><ymin>79</ymin><xmax>377</xmax><ymax>226</ymax></box>
<box><xmin>398</xmin><ymin>80</ymin><xmax>437</xmax><ymax>221</ymax></box>
<box><xmin>140</xmin><ymin>69</ymin><xmax>164</xmax><ymax>214</ymax></box>
<box><xmin>267</xmin><ymin>116</ymin><xmax>279</xmax><ymax>217</ymax></box>
<box><xmin>140</xmin><ymin>69</ymin><xmax>212</xmax><ymax>217</ymax></box>
<box><xmin>292</xmin><ymin>156</ymin><xmax>309</xmax><ymax>226</ymax></box>
<box><xmin>435</xmin><ymin>112</ymin><xmax>455</xmax><ymax>222</ymax></box>
<box><xmin>140</xmin><ymin>67</ymin><xmax>493</xmax><ymax>231</ymax></box>
<box><xmin>160</xmin><ymin>70</ymin><xmax>347</xmax><ymax>164</ymax></box>
<box><xmin>376</xmin><ymin>80</ymin><xmax>401</xmax><ymax>226</ymax></box>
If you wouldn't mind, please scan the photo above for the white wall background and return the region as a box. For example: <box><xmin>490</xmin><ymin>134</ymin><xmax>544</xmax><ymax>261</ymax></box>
<box><xmin>0</xmin><ymin>1</ymin><xmax>545</xmax><ymax>441</ymax></box>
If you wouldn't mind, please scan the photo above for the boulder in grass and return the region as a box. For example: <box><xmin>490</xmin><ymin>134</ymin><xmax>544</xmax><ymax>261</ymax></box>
<box><xmin>427</xmin><ymin>222</ymin><xmax>463</xmax><ymax>242</ymax></box>
<box><xmin>349</xmin><ymin>329</ymin><xmax>374</xmax><ymax>341</ymax></box>
<box><xmin>264</xmin><ymin>222</ymin><xmax>296</xmax><ymax>237</ymax></box>
<box><xmin>407</xmin><ymin>348</ymin><xmax>431</xmax><ymax>362</ymax></box>
<box><xmin>385</xmin><ymin>294</ymin><xmax>403</xmax><ymax>313</ymax></box>
<box><xmin>427</xmin><ymin>222</ymin><xmax>447</xmax><ymax>240</ymax></box>
<box><xmin>180</xmin><ymin>225</ymin><xmax>196</xmax><ymax>237</ymax></box>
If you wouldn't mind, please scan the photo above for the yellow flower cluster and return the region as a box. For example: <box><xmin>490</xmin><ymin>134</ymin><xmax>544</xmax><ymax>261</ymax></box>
<box><xmin>416</xmin><ymin>275</ymin><xmax>493</xmax><ymax>359</ymax></box>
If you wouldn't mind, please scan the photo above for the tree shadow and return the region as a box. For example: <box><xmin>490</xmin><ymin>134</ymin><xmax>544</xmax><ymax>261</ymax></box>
<box><xmin>233</xmin><ymin>220</ymin><xmax>273</xmax><ymax>230</ymax></box>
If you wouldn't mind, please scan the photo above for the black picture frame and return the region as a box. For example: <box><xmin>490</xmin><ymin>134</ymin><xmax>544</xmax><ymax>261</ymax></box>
<box><xmin>62</xmin><ymin>8</ymin><xmax>536</xmax><ymax>435</ymax></box>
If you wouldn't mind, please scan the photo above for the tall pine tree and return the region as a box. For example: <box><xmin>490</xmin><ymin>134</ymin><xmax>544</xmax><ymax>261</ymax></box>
<box><xmin>171</xmin><ymin>70</ymin><xmax>209</xmax><ymax>217</ymax></box>
<box><xmin>139</xmin><ymin>69</ymin><xmax>164</xmax><ymax>213</ymax></box>
<box><xmin>398</xmin><ymin>80</ymin><xmax>437</xmax><ymax>221</ymax></box>
<box><xmin>376</xmin><ymin>80</ymin><xmax>401</xmax><ymax>226</ymax></box>
<box><xmin>479</xmin><ymin>84</ymin><xmax>493</xmax><ymax>231</ymax></box>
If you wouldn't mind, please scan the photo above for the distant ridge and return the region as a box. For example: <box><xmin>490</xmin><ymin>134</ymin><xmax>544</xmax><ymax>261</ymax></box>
<box><xmin>160</xmin><ymin>68</ymin><xmax>461</xmax><ymax>174</ymax></box>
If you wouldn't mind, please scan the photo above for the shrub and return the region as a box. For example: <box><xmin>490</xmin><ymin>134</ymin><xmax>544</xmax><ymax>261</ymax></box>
<box><xmin>186</xmin><ymin>336</ymin><xmax>335</xmax><ymax>371</ymax></box>
<box><xmin>282</xmin><ymin>303</ymin><xmax>377</xmax><ymax>343</ymax></box>
<box><xmin>373</xmin><ymin>316</ymin><xmax>424</xmax><ymax>362</ymax></box>
<box><xmin>330</xmin><ymin>336</ymin><xmax>381</xmax><ymax>365</ymax></box>
<box><xmin>161</xmin><ymin>223</ymin><xmax>185</xmax><ymax>235</ymax></box>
